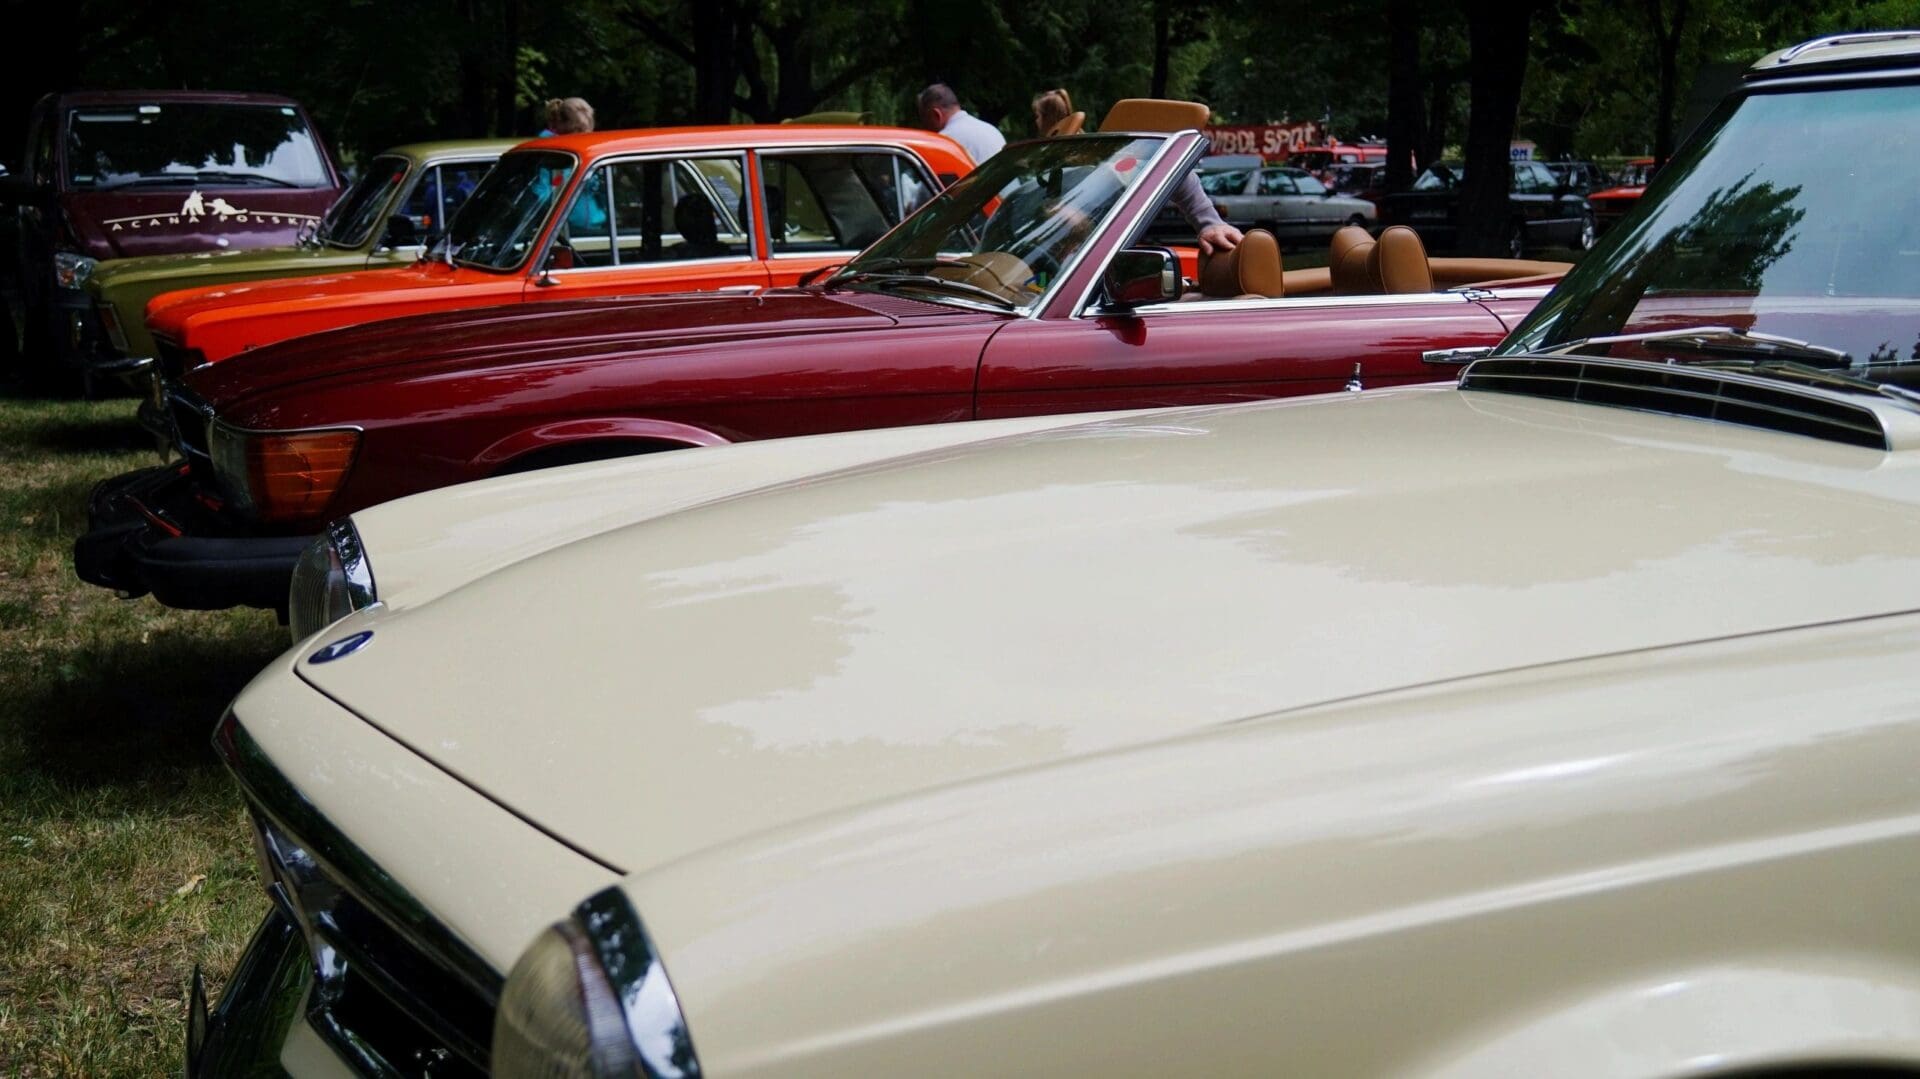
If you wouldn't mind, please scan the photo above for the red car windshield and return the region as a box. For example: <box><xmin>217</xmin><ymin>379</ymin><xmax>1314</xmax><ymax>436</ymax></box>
<box><xmin>834</xmin><ymin>134</ymin><xmax>1167</xmax><ymax>312</ymax></box>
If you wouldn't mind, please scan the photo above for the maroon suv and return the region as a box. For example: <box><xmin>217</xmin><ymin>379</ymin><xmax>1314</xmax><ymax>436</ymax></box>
<box><xmin>2</xmin><ymin>90</ymin><xmax>342</xmax><ymax>386</ymax></box>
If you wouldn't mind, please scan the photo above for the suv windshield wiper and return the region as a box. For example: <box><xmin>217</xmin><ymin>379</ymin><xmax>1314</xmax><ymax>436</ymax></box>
<box><xmin>191</xmin><ymin>170</ymin><xmax>301</xmax><ymax>188</ymax></box>
<box><xmin>97</xmin><ymin>174</ymin><xmax>201</xmax><ymax>189</ymax></box>
<box><xmin>1538</xmin><ymin>325</ymin><xmax>1853</xmax><ymax>367</ymax></box>
<box><xmin>836</xmin><ymin>269</ymin><xmax>1018</xmax><ymax>310</ymax></box>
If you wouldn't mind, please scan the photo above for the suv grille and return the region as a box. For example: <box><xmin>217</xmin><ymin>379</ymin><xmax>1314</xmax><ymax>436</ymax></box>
<box><xmin>1460</xmin><ymin>355</ymin><xmax>1891</xmax><ymax>450</ymax></box>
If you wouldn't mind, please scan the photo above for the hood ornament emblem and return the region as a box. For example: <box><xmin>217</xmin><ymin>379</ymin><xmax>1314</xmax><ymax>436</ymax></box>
<box><xmin>309</xmin><ymin>630</ymin><xmax>373</xmax><ymax>664</ymax></box>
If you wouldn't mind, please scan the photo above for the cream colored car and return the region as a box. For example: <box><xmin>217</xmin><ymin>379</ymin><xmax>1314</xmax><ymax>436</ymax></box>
<box><xmin>193</xmin><ymin>34</ymin><xmax>1920</xmax><ymax>1078</ymax></box>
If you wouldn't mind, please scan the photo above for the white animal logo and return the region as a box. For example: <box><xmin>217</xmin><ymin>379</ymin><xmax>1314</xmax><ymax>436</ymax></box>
<box><xmin>180</xmin><ymin>190</ymin><xmax>206</xmax><ymax>220</ymax></box>
<box><xmin>206</xmin><ymin>197</ymin><xmax>246</xmax><ymax>219</ymax></box>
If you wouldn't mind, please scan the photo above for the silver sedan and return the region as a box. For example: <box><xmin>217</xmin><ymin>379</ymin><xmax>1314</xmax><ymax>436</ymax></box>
<box><xmin>1200</xmin><ymin>164</ymin><xmax>1377</xmax><ymax>244</ymax></box>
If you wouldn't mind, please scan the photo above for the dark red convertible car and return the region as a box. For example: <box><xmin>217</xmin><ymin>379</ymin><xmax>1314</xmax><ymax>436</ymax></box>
<box><xmin>77</xmin><ymin>124</ymin><xmax>1568</xmax><ymax>614</ymax></box>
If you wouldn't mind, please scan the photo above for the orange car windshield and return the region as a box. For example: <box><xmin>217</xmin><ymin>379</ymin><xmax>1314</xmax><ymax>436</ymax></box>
<box><xmin>437</xmin><ymin>150</ymin><xmax>576</xmax><ymax>272</ymax></box>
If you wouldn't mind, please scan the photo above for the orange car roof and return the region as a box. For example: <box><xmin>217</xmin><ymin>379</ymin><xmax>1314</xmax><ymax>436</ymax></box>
<box><xmin>519</xmin><ymin>124</ymin><xmax>973</xmax><ymax>166</ymax></box>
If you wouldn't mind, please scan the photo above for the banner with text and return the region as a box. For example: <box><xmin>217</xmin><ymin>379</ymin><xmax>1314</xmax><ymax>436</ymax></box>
<box><xmin>1203</xmin><ymin>122</ymin><xmax>1325</xmax><ymax>159</ymax></box>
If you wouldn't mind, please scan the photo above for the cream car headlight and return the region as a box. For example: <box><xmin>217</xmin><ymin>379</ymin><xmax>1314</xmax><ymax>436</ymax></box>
<box><xmin>287</xmin><ymin>518</ymin><xmax>376</xmax><ymax>641</ymax></box>
<box><xmin>493</xmin><ymin>888</ymin><xmax>702</xmax><ymax>1078</ymax></box>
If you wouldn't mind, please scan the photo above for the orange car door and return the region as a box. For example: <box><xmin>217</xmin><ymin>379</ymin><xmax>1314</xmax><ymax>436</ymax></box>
<box><xmin>755</xmin><ymin>148</ymin><xmax>944</xmax><ymax>287</ymax></box>
<box><xmin>526</xmin><ymin>152</ymin><xmax>771</xmax><ymax>301</ymax></box>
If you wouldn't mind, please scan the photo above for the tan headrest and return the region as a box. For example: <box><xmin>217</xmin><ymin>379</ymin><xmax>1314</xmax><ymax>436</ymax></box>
<box><xmin>1101</xmin><ymin>98</ymin><xmax>1210</xmax><ymax>133</ymax></box>
<box><xmin>1047</xmin><ymin>111</ymin><xmax>1086</xmax><ymax>137</ymax></box>
<box><xmin>1198</xmin><ymin>228</ymin><xmax>1283</xmax><ymax>298</ymax></box>
<box><xmin>1329</xmin><ymin>224</ymin><xmax>1371</xmax><ymax>265</ymax></box>
<box><xmin>1368</xmin><ymin>225</ymin><xmax>1432</xmax><ymax>293</ymax></box>
<box><xmin>1330</xmin><ymin>239</ymin><xmax>1378</xmax><ymax>293</ymax></box>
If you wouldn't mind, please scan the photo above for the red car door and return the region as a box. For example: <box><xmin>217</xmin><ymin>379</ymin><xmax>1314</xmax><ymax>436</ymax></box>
<box><xmin>974</xmin><ymin>292</ymin><xmax>1514</xmax><ymax>417</ymax></box>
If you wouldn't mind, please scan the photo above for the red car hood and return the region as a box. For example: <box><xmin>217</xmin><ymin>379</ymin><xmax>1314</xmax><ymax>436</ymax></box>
<box><xmin>184</xmin><ymin>288</ymin><xmax>997</xmax><ymax>414</ymax></box>
<box><xmin>62</xmin><ymin>186</ymin><xmax>338</xmax><ymax>259</ymax></box>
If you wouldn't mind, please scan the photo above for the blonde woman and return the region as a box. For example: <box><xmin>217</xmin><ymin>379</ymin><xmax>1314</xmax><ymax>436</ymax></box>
<box><xmin>542</xmin><ymin>97</ymin><xmax>595</xmax><ymax>136</ymax></box>
<box><xmin>1032</xmin><ymin>89</ymin><xmax>1080</xmax><ymax>136</ymax></box>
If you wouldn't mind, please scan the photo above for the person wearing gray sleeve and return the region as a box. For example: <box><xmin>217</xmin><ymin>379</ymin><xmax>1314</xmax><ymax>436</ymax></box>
<box><xmin>1169</xmin><ymin>170</ymin><xmax>1242</xmax><ymax>255</ymax></box>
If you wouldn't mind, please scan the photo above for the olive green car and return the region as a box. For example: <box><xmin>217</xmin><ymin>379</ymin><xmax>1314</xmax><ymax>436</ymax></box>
<box><xmin>84</xmin><ymin>138</ymin><xmax>517</xmax><ymax>377</ymax></box>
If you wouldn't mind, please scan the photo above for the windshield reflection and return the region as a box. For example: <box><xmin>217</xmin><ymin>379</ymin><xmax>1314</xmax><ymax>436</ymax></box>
<box><xmin>435</xmin><ymin>150</ymin><xmax>575</xmax><ymax>273</ymax></box>
<box><xmin>1503</xmin><ymin>82</ymin><xmax>1920</xmax><ymax>390</ymax></box>
<box><xmin>832</xmin><ymin>135</ymin><xmax>1166</xmax><ymax>312</ymax></box>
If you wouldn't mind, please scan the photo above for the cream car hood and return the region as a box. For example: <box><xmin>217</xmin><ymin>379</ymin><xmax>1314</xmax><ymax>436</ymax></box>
<box><xmin>302</xmin><ymin>386</ymin><xmax>1920</xmax><ymax>873</ymax></box>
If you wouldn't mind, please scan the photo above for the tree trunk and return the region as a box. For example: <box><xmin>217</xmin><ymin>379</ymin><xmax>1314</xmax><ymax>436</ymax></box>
<box><xmin>1457</xmin><ymin>4</ymin><xmax>1535</xmax><ymax>255</ymax></box>
<box><xmin>496</xmin><ymin>0</ymin><xmax>522</xmax><ymax>134</ymax></box>
<box><xmin>690</xmin><ymin>2</ymin><xmax>740</xmax><ymax>123</ymax></box>
<box><xmin>1151</xmin><ymin>2</ymin><xmax>1172</xmax><ymax>100</ymax></box>
<box><xmin>1420</xmin><ymin>70</ymin><xmax>1451</xmax><ymax>171</ymax></box>
<box><xmin>1647</xmin><ymin>0</ymin><xmax>1690</xmax><ymax>167</ymax></box>
<box><xmin>1385</xmin><ymin>0</ymin><xmax>1422</xmax><ymax>193</ymax></box>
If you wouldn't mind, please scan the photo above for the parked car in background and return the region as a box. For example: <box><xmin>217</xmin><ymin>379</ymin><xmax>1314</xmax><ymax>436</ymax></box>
<box><xmin>1379</xmin><ymin>159</ymin><xmax>1595</xmax><ymax>255</ymax></box>
<box><xmin>1589</xmin><ymin>156</ymin><xmax>1656</xmax><ymax>234</ymax></box>
<box><xmin>136</xmin><ymin>124</ymin><xmax>974</xmax><ymax>372</ymax></box>
<box><xmin>85</xmin><ymin>138</ymin><xmax>514</xmax><ymax>385</ymax></box>
<box><xmin>1148</xmin><ymin>165</ymin><xmax>1375</xmax><ymax>246</ymax></box>
<box><xmin>1542</xmin><ymin>159</ymin><xmax>1608</xmax><ymax>194</ymax></box>
<box><xmin>188</xmin><ymin>33</ymin><xmax>1920</xmax><ymax>1079</ymax></box>
<box><xmin>1288</xmin><ymin>140</ymin><xmax>1387</xmax><ymax>179</ymax></box>
<box><xmin>0</xmin><ymin>90</ymin><xmax>342</xmax><ymax>389</ymax></box>
<box><xmin>76</xmin><ymin>127</ymin><xmax>1566</xmax><ymax>615</ymax></box>
<box><xmin>1326</xmin><ymin>160</ymin><xmax>1387</xmax><ymax>201</ymax></box>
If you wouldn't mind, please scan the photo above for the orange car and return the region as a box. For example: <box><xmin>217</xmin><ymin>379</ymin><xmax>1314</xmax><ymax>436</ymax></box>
<box><xmin>143</xmin><ymin>125</ymin><xmax>975</xmax><ymax>370</ymax></box>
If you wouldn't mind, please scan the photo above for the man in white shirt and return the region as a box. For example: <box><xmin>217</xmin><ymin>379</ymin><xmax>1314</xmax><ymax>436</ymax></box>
<box><xmin>918</xmin><ymin>83</ymin><xmax>1007</xmax><ymax>166</ymax></box>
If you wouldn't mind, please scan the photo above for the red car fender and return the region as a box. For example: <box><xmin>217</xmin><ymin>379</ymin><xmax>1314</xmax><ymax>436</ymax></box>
<box><xmin>474</xmin><ymin>417</ymin><xmax>733</xmax><ymax>472</ymax></box>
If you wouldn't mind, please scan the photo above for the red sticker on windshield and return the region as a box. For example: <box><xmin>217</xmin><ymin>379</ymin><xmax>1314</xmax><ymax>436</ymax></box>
<box><xmin>1115</xmin><ymin>156</ymin><xmax>1138</xmax><ymax>173</ymax></box>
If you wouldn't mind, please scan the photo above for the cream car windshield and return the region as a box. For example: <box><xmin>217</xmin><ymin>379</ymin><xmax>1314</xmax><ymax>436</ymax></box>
<box><xmin>1503</xmin><ymin>82</ymin><xmax>1920</xmax><ymax>396</ymax></box>
<box><xmin>830</xmin><ymin>135</ymin><xmax>1165</xmax><ymax>312</ymax></box>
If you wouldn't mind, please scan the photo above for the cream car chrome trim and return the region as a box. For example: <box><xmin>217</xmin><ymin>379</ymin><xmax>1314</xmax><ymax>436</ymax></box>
<box><xmin>573</xmin><ymin>886</ymin><xmax>704</xmax><ymax>1078</ymax></box>
<box><xmin>330</xmin><ymin>517</ymin><xmax>376</xmax><ymax>612</ymax></box>
<box><xmin>215</xmin><ymin>710</ymin><xmax>502</xmax><ymax>998</ymax></box>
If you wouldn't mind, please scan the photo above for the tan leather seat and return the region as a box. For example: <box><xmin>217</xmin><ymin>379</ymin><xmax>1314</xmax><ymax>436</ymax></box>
<box><xmin>1330</xmin><ymin>230</ymin><xmax>1379</xmax><ymax>294</ymax></box>
<box><xmin>1198</xmin><ymin>228</ymin><xmax>1283</xmax><ymax>299</ymax></box>
<box><xmin>1368</xmin><ymin>225</ymin><xmax>1433</xmax><ymax>293</ymax></box>
<box><xmin>1101</xmin><ymin>99</ymin><xmax>1210</xmax><ymax>133</ymax></box>
<box><xmin>1047</xmin><ymin>111</ymin><xmax>1086</xmax><ymax>137</ymax></box>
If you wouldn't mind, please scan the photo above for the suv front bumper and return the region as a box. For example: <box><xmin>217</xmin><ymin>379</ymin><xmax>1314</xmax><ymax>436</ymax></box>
<box><xmin>72</xmin><ymin>464</ymin><xmax>312</xmax><ymax>613</ymax></box>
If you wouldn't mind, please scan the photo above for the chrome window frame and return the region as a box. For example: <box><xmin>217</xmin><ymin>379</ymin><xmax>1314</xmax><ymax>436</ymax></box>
<box><xmin>755</xmin><ymin>144</ymin><xmax>942</xmax><ymax>260</ymax></box>
<box><xmin>538</xmin><ymin>149</ymin><xmax>758</xmax><ymax>278</ymax></box>
<box><xmin>323</xmin><ymin>153</ymin><xmax>416</xmax><ymax>250</ymax></box>
<box><xmin>452</xmin><ymin>147</ymin><xmax>583</xmax><ymax>275</ymax></box>
<box><xmin>1019</xmin><ymin>130</ymin><xmax>1184</xmax><ymax>321</ymax></box>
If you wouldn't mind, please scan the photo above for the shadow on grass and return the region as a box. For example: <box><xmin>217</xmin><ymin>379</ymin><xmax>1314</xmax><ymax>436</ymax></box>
<box><xmin>26</xmin><ymin>413</ymin><xmax>155</xmax><ymax>457</ymax></box>
<box><xmin>1</xmin><ymin>625</ymin><xmax>283</xmax><ymax>795</ymax></box>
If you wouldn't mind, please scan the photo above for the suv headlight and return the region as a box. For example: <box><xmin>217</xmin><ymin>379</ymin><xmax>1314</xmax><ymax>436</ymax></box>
<box><xmin>493</xmin><ymin>888</ymin><xmax>702</xmax><ymax>1078</ymax></box>
<box><xmin>53</xmin><ymin>251</ymin><xmax>96</xmax><ymax>289</ymax></box>
<box><xmin>208</xmin><ymin>421</ymin><xmax>360</xmax><ymax>523</ymax></box>
<box><xmin>287</xmin><ymin>518</ymin><xmax>376</xmax><ymax>641</ymax></box>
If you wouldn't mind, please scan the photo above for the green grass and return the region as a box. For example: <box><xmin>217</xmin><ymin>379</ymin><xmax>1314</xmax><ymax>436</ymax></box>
<box><xmin>0</xmin><ymin>395</ymin><xmax>284</xmax><ymax>1076</ymax></box>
